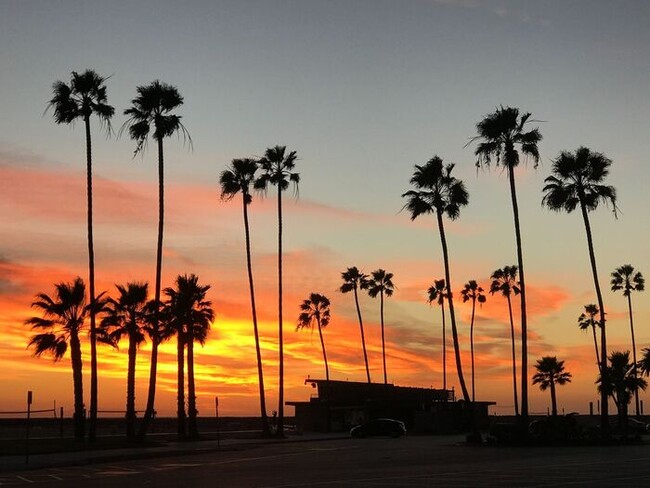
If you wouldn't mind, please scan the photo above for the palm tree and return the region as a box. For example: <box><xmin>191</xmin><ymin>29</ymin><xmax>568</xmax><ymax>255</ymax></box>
<box><xmin>427</xmin><ymin>279</ymin><xmax>448</xmax><ymax>390</ymax></box>
<box><xmin>123</xmin><ymin>80</ymin><xmax>190</xmax><ymax>438</ymax></box>
<box><xmin>489</xmin><ymin>266</ymin><xmax>521</xmax><ymax>416</ymax></box>
<box><xmin>48</xmin><ymin>70</ymin><xmax>114</xmax><ymax>441</ymax></box>
<box><xmin>165</xmin><ymin>274</ymin><xmax>214</xmax><ymax>439</ymax></box>
<box><xmin>460</xmin><ymin>280</ymin><xmax>486</xmax><ymax>402</ymax></box>
<box><xmin>597</xmin><ymin>351</ymin><xmax>647</xmax><ymax>429</ymax></box>
<box><xmin>25</xmin><ymin>278</ymin><xmax>89</xmax><ymax>440</ymax></box>
<box><xmin>296</xmin><ymin>293</ymin><xmax>332</xmax><ymax>382</ymax></box>
<box><xmin>402</xmin><ymin>156</ymin><xmax>471</xmax><ymax>404</ymax></box>
<box><xmin>100</xmin><ymin>282</ymin><xmax>148</xmax><ymax>442</ymax></box>
<box><xmin>340</xmin><ymin>267</ymin><xmax>372</xmax><ymax>384</ymax></box>
<box><xmin>637</xmin><ymin>347</ymin><xmax>650</xmax><ymax>378</ymax></box>
<box><xmin>532</xmin><ymin>356</ymin><xmax>572</xmax><ymax>417</ymax></box>
<box><xmin>219</xmin><ymin>158</ymin><xmax>270</xmax><ymax>435</ymax></box>
<box><xmin>470</xmin><ymin>106</ymin><xmax>542</xmax><ymax>426</ymax></box>
<box><xmin>542</xmin><ymin>146</ymin><xmax>618</xmax><ymax>435</ymax></box>
<box><xmin>367</xmin><ymin>269</ymin><xmax>395</xmax><ymax>384</ymax></box>
<box><xmin>578</xmin><ymin>304</ymin><xmax>601</xmax><ymax>372</ymax></box>
<box><xmin>254</xmin><ymin>145</ymin><xmax>299</xmax><ymax>437</ymax></box>
<box><xmin>611</xmin><ymin>265</ymin><xmax>645</xmax><ymax>417</ymax></box>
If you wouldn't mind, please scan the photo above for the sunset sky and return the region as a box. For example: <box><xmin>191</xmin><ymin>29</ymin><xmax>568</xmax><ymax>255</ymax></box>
<box><xmin>1</xmin><ymin>0</ymin><xmax>648</xmax><ymax>419</ymax></box>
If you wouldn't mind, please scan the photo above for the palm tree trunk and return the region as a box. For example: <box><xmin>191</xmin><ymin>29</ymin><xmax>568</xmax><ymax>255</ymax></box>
<box><xmin>506</xmin><ymin>294</ymin><xmax>519</xmax><ymax>416</ymax></box>
<box><xmin>627</xmin><ymin>294</ymin><xmax>640</xmax><ymax>418</ymax></box>
<box><xmin>354</xmin><ymin>287</ymin><xmax>371</xmax><ymax>384</ymax></box>
<box><xmin>277</xmin><ymin>185</ymin><xmax>285</xmax><ymax>437</ymax></box>
<box><xmin>550</xmin><ymin>381</ymin><xmax>557</xmax><ymax>417</ymax></box>
<box><xmin>177</xmin><ymin>332</ymin><xmax>186</xmax><ymax>439</ymax></box>
<box><xmin>84</xmin><ymin>116</ymin><xmax>98</xmax><ymax>442</ymax></box>
<box><xmin>579</xmin><ymin>200</ymin><xmax>609</xmax><ymax>437</ymax></box>
<box><xmin>70</xmin><ymin>331</ymin><xmax>85</xmax><ymax>440</ymax></box>
<box><xmin>139</xmin><ymin>135</ymin><xmax>165</xmax><ymax>439</ymax></box>
<box><xmin>441</xmin><ymin>303</ymin><xmax>446</xmax><ymax>391</ymax></box>
<box><xmin>242</xmin><ymin>197</ymin><xmax>270</xmax><ymax>436</ymax></box>
<box><xmin>380</xmin><ymin>290</ymin><xmax>387</xmax><ymax>384</ymax></box>
<box><xmin>187</xmin><ymin>337</ymin><xmax>198</xmax><ymax>439</ymax></box>
<box><xmin>592</xmin><ymin>326</ymin><xmax>600</xmax><ymax>373</ymax></box>
<box><xmin>318</xmin><ymin>321</ymin><xmax>329</xmax><ymax>382</ymax></box>
<box><xmin>470</xmin><ymin>299</ymin><xmax>476</xmax><ymax>403</ymax></box>
<box><xmin>317</xmin><ymin>317</ymin><xmax>330</xmax><ymax>433</ymax></box>
<box><xmin>126</xmin><ymin>332</ymin><xmax>137</xmax><ymax>442</ymax></box>
<box><xmin>507</xmin><ymin>166</ymin><xmax>528</xmax><ymax>425</ymax></box>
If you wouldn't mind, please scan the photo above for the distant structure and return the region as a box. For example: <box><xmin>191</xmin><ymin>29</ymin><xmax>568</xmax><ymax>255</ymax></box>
<box><xmin>287</xmin><ymin>378</ymin><xmax>495</xmax><ymax>433</ymax></box>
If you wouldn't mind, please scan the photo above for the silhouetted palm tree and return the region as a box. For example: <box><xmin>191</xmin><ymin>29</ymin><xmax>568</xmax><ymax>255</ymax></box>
<box><xmin>25</xmin><ymin>278</ymin><xmax>89</xmax><ymax>440</ymax></box>
<box><xmin>427</xmin><ymin>279</ymin><xmax>448</xmax><ymax>390</ymax></box>
<box><xmin>470</xmin><ymin>106</ymin><xmax>542</xmax><ymax>425</ymax></box>
<box><xmin>48</xmin><ymin>70</ymin><xmax>114</xmax><ymax>441</ymax></box>
<box><xmin>254</xmin><ymin>145</ymin><xmax>299</xmax><ymax>437</ymax></box>
<box><xmin>578</xmin><ymin>304</ymin><xmax>601</xmax><ymax>372</ymax></box>
<box><xmin>123</xmin><ymin>80</ymin><xmax>190</xmax><ymax>438</ymax></box>
<box><xmin>340</xmin><ymin>267</ymin><xmax>371</xmax><ymax>384</ymax></box>
<box><xmin>165</xmin><ymin>274</ymin><xmax>214</xmax><ymax>439</ymax></box>
<box><xmin>100</xmin><ymin>282</ymin><xmax>148</xmax><ymax>441</ymax></box>
<box><xmin>611</xmin><ymin>265</ymin><xmax>645</xmax><ymax>417</ymax></box>
<box><xmin>402</xmin><ymin>156</ymin><xmax>471</xmax><ymax>404</ymax></box>
<box><xmin>220</xmin><ymin>157</ymin><xmax>270</xmax><ymax>436</ymax></box>
<box><xmin>461</xmin><ymin>280</ymin><xmax>486</xmax><ymax>402</ymax></box>
<box><xmin>542</xmin><ymin>146</ymin><xmax>617</xmax><ymax>435</ymax></box>
<box><xmin>532</xmin><ymin>356</ymin><xmax>572</xmax><ymax>417</ymax></box>
<box><xmin>489</xmin><ymin>266</ymin><xmax>520</xmax><ymax>416</ymax></box>
<box><xmin>597</xmin><ymin>351</ymin><xmax>647</xmax><ymax>429</ymax></box>
<box><xmin>367</xmin><ymin>269</ymin><xmax>395</xmax><ymax>384</ymax></box>
<box><xmin>637</xmin><ymin>347</ymin><xmax>650</xmax><ymax>378</ymax></box>
<box><xmin>296</xmin><ymin>293</ymin><xmax>331</xmax><ymax>382</ymax></box>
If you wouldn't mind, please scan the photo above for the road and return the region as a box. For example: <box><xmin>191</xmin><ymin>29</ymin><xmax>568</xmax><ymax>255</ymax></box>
<box><xmin>2</xmin><ymin>436</ymin><xmax>650</xmax><ymax>487</ymax></box>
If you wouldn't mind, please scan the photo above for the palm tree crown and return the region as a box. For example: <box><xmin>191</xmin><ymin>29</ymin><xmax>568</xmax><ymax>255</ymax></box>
<box><xmin>220</xmin><ymin>158</ymin><xmax>258</xmax><ymax>204</ymax></box>
<box><xmin>368</xmin><ymin>269</ymin><xmax>395</xmax><ymax>384</ymax></box>
<box><xmin>532</xmin><ymin>356</ymin><xmax>572</xmax><ymax>417</ymax></box>
<box><xmin>611</xmin><ymin>265</ymin><xmax>644</xmax><ymax>297</ymax></box>
<box><xmin>489</xmin><ymin>266</ymin><xmax>520</xmax><ymax>298</ymax></box>
<box><xmin>461</xmin><ymin>280</ymin><xmax>486</xmax><ymax>402</ymax></box>
<box><xmin>48</xmin><ymin>70</ymin><xmax>114</xmax><ymax>128</ymax></box>
<box><xmin>340</xmin><ymin>267</ymin><xmax>370</xmax><ymax>294</ymax></box>
<box><xmin>254</xmin><ymin>146</ymin><xmax>300</xmax><ymax>193</ymax></box>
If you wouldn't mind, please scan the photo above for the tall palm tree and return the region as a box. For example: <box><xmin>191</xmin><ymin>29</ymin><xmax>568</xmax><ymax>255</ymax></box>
<box><xmin>340</xmin><ymin>267</ymin><xmax>371</xmax><ymax>384</ymax></box>
<box><xmin>123</xmin><ymin>80</ymin><xmax>190</xmax><ymax>438</ymax></box>
<box><xmin>611</xmin><ymin>265</ymin><xmax>645</xmax><ymax>417</ymax></box>
<box><xmin>254</xmin><ymin>145</ymin><xmax>299</xmax><ymax>437</ymax></box>
<box><xmin>427</xmin><ymin>279</ymin><xmax>448</xmax><ymax>390</ymax></box>
<box><xmin>460</xmin><ymin>280</ymin><xmax>486</xmax><ymax>402</ymax></box>
<box><xmin>25</xmin><ymin>278</ymin><xmax>89</xmax><ymax>440</ymax></box>
<box><xmin>542</xmin><ymin>146</ymin><xmax>617</xmax><ymax>435</ymax></box>
<box><xmin>489</xmin><ymin>266</ymin><xmax>521</xmax><ymax>416</ymax></box>
<box><xmin>100</xmin><ymin>282</ymin><xmax>148</xmax><ymax>442</ymax></box>
<box><xmin>367</xmin><ymin>269</ymin><xmax>395</xmax><ymax>384</ymax></box>
<box><xmin>402</xmin><ymin>157</ymin><xmax>471</xmax><ymax>403</ymax></box>
<box><xmin>578</xmin><ymin>304</ymin><xmax>601</xmax><ymax>372</ymax></box>
<box><xmin>470</xmin><ymin>106</ymin><xmax>542</xmax><ymax>426</ymax></box>
<box><xmin>166</xmin><ymin>274</ymin><xmax>214</xmax><ymax>439</ymax></box>
<box><xmin>597</xmin><ymin>351</ymin><xmax>647</xmax><ymax>428</ymax></box>
<box><xmin>296</xmin><ymin>293</ymin><xmax>332</xmax><ymax>382</ymax></box>
<box><xmin>48</xmin><ymin>70</ymin><xmax>114</xmax><ymax>441</ymax></box>
<box><xmin>219</xmin><ymin>158</ymin><xmax>270</xmax><ymax>436</ymax></box>
<box><xmin>532</xmin><ymin>356</ymin><xmax>572</xmax><ymax>417</ymax></box>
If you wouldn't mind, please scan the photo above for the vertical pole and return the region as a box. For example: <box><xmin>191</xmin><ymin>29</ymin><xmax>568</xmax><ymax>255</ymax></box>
<box><xmin>25</xmin><ymin>391</ymin><xmax>32</xmax><ymax>464</ymax></box>
<box><xmin>60</xmin><ymin>407</ymin><xmax>64</xmax><ymax>438</ymax></box>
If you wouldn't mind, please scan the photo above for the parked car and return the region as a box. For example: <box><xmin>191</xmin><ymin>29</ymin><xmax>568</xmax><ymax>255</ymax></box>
<box><xmin>350</xmin><ymin>418</ymin><xmax>406</xmax><ymax>438</ymax></box>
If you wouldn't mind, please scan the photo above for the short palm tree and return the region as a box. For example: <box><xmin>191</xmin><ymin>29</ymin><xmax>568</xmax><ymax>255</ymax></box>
<box><xmin>25</xmin><ymin>278</ymin><xmax>89</xmax><ymax>440</ymax></box>
<box><xmin>402</xmin><ymin>156</ymin><xmax>471</xmax><ymax>404</ymax></box>
<box><xmin>611</xmin><ymin>265</ymin><xmax>644</xmax><ymax>417</ymax></box>
<box><xmin>296</xmin><ymin>293</ymin><xmax>332</xmax><ymax>382</ymax></box>
<box><xmin>470</xmin><ymin>106</ymin><xmax>542</xmax><ymax>425</ymax></box>
<box><xmin>123</xmin><ymin>80</ymin><xmax>190</xmax><ymax>438</ymax></box>
<box><xmin>461</xmin><ymin>280</ymin><xmax>486</xmax><ymax>402</ymax></box>
<box><xmin>427</xmin><ymin>279</ymin><xmax>448</xmax><ymax>390</ymax></box>
<box><xmin>254</xmin><ymin>145</ymin><xmax>299</xmax><ymax>437</ymax></box>
<box><xmin>165</xmin><ymin>274</ymin><xmax>214</xmax><ymax>439</ymax></box>
<box><xmin>220</xmin><ymin>157</ymin><xmax>270</xmax><ymax>436</ymax></box>
<box><xmin>367</xmin><ymin>269</ymin><xmax>395</xmax><ymax>384</ymax></box>
<box><xmin>542</xmin><ymin>146</ymin><xmax>618</xmax><ymax>435</ymax></box>
<box><xmin>637</xmin><ymin>347</ymin><xmax>650</xmax><ymax>377</ymax></box>
<box><xmin>340</xmin><ymin>267</ymin><xmax>371</xmax><ymax>384</ymax></box>
<box><xmin>597</xmin><ymin>351</ymin><xmax>647</xmax><ymax>428</ymax></box>
<box><xmin>100</xmin><ymin>282</ymin><xmax>148</xmax><ymax>442</ymax></box>
<box><xmin>578</xmin><ymin>304</ymin><xmax>601</xmax><ymax>372</ymax></box>
<box><xmin>489</xmin><ymin>265</ymin><xmax>520</xmax><ymax>416</ymax></box>
<box><xmin>532</xmin><ymin>356</ymin><xmax>572</xmax><ymax>417</ymax></box>
<box><xmin>48</xmin><ymin>70</ymin><xmax>114</xmax><ymax>441</ymax></box>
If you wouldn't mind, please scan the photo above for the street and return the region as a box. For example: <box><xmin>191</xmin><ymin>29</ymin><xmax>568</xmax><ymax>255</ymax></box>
<box><xmin>2</xmin><ymin>436</ymin><xmax>650</xmax><ymax>487</ymax></box>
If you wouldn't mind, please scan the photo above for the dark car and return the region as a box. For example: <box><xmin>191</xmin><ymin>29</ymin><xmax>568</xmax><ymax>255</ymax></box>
<box><xmin>350</xmin><ymin>418</ymin><xmax>406</xmax><ymax>438</ymax></box>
